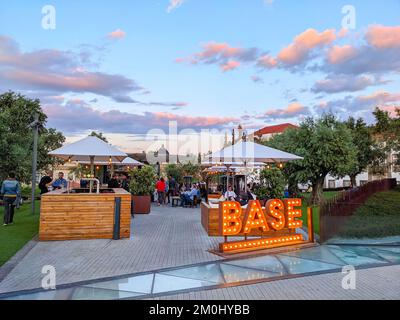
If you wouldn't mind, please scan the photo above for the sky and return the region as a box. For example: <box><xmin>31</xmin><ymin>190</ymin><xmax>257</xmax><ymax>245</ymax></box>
<box><xmin>0</xmin><ymin>0</ymin><xmax>400</xmax><ymax>154</ymax></box>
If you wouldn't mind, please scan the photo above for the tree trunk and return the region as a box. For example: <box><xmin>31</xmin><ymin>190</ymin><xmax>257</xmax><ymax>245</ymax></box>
<box><xmin>311</xmin><ymin>179</ymin><xmax>324</xmax><ymax>205</ymax></box>
<box><xmin>350</xmin><ymin>174</ymin><xmax>357</xmax><ymax>188</ymax></box>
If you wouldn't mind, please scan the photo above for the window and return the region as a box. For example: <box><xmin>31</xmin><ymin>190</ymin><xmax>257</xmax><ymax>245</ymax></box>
<box><xmin>360</xmin><ymin>180</ymin><xmax>368</xmax><ymax>186</ymax></box>
<box><xmin>328</xmin><ymin>180</ymin><xmax>336</xmax><ymax>189</ymax></box>
<box><xmin>343</xmin><ymin>180</ymin><xmax>351</xmax><ymax>187</ymax></box>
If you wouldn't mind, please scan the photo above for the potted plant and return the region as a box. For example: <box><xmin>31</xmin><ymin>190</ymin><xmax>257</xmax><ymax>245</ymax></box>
<box><xmin>130</xmin><ymin>165</ymin><xmax>156</xmax><ymax>214</ymax></box>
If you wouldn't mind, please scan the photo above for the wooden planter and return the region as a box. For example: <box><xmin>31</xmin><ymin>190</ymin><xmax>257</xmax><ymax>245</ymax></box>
<box><xmin>132</xmin><ymin>195</ymin><xmax>151</xmax><ymax>214</ymax></box>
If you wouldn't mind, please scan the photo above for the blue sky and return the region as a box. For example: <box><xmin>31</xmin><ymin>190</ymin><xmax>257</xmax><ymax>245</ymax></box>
<box><xmin>0</xmin><ymin>0</ymin><xmax>400</xmax><ymax>152</ymax></box>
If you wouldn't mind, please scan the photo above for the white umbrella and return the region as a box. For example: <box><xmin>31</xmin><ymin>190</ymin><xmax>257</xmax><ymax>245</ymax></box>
<box><xmin>49</xmin><ymin>137</ymin><xmax>128</xmax><ymax>191</ymax></box>
<box><xmin>206</xmin><ymin>141</ymin><xmax>302</xmax><ymax>164</ymax></box>
<box><xmin>49</xmin><ymin>136</ymin><xmax>127</xmax><ymax>163</ymax></box>
<box><xmin>78</xmin><ymin>157</ymin><xmax>144</xmax><ymax>166</ymax></box>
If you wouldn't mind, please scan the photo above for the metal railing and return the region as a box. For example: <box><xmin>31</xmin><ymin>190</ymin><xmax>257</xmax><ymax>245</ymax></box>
<box><xmin>319</xmin><ymin>178</ymin><xmax>397</xmax><ymax>242</ymax></box>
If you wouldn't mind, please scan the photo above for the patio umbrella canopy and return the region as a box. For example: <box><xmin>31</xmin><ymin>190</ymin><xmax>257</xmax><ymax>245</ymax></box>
<box><xmin>206</xmin><ymin>141</ymin><xmax>303</xmax><ymax>164</ymax></box>
<box><xmin>49</xmin><ymin>136</ymin><xmax>128</xmax><ymax>163</ymax></box>
<box><xmin>78</xmin><ymin>157</ymin><xmax>144</xmax><ymax>166</ymax></box>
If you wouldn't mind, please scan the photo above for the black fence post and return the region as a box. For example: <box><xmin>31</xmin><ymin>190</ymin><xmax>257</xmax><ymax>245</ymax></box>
<box><xmin>113</xmin><ymin>197</ymin><xmax>121</xmax><ymax>240</ymax></box>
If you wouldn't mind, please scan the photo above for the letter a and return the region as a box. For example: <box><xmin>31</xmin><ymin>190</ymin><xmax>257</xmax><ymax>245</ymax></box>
<box><xmin>243</xmin><ymin>200</ymin><xmax>269</xmax><ymax>233</ymax></box>
<box><xmin>42</xmin><ymin>5</ymin><xmax>56</xmax><ymax>30</ymax></box>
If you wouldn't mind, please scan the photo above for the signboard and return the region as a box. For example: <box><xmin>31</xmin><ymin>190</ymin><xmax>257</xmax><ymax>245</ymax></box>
<box><xmin>219</xmin><ymin>199</ymin><xmax>305</xmax><ymax>254</ymax></box>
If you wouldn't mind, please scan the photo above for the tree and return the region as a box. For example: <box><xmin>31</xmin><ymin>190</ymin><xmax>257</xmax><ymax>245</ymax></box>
<box><xmin>164</xmin><ymin>164</ymin><xmax>184</xmax><ymax>183</ymax></box>
<box><xmin>0</xmin><ymin>91</ymin><xmax>65</xmax><ymax>183</ymax></box>
<box><xmin>267</xmin><ymin>114</ymin><xmax>357</xmax><ymax>205</ymax></box>
<box><xmin>344</xmin><ymin>117</ymin><xmax>386</xmax><ymax>187</ymax></box>
<box><xmin>181</xmin><ymin>162</ymin><xmax>201</xmax><ymax>180</ymax></box>
<box><xmin>89</xmin><ymin>131</ymin><xmax>108</xmax><ymax>143</ymax></box>
<box><xmin>372</xmin><ymin>107</ymin><xmax>400</xmax><ymax>169</ymax></box>
<box><xmin>254</xmin><ymin>167</ymin><xmax>285</xmax><ymax>200</ymax></box>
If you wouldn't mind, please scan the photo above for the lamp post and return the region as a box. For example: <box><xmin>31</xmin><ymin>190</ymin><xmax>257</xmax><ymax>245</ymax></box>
<box><xmin>30</xmin><ymin>113</ymin><xmax>40</xmax><ymax>215</ymax></box>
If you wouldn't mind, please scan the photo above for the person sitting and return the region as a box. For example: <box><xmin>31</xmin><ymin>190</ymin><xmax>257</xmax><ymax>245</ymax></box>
<box><xmin>224</xmin><ymin>186</ymin><xmax>237</xmax><ymax>201</ymax></box>
<box><xmin>52</xmin><ymin>172</ymin><xmax>68</xmax><ymax>190</ymax></box>
<box><xmin>180</xmin><ymin>185</ymin><xmax>198</xmax><ymax>207</ymax></box>
<box><xmin>108</xmin><ymin>174</ymin><xmax>120</xmax><ymax>189</ymax></box>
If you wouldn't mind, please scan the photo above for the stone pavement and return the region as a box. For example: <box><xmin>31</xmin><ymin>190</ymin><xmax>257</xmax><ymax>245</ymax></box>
<box><xmin>0</xmin><ymin>205</ymin><xmax>222</xmax><ymax>293</ymax></box>
<box><xmin>151</xmin><ymin>265</ymin><xmax>400</xmax><ymax>300</ymax></box>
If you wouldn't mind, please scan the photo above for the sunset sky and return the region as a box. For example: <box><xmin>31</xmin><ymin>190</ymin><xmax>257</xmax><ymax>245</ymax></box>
<box><xmin>1</xmin><ymin>0</ymin><xmax>400</xmax><ymax>153</ymax></box>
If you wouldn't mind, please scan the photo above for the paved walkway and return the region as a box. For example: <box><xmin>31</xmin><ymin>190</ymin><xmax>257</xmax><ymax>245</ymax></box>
<box><xmin>0</xmin><ymin>205</ymin><xmax>221</xmax><ymax>293</ymax></box>
<box><xmin>152</xmin><ymin>265</ymin><xmax>400</xmax><ymax>300</ymax></box>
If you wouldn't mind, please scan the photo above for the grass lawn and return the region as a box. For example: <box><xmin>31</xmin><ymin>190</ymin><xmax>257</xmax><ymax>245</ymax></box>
<box><xmin>299</xmin><ymin>191</ymin><xmax>338</xmax><ymax>235</ymax></box>
<box><xmin>0</xmin><ymin>201</ymin><xmax>40</xmax><ymax>266</ymax></box>
<box><xmin>337</xmin><ymin>187</ymin><xmax>400</xmax><ymax>239</ymax></box>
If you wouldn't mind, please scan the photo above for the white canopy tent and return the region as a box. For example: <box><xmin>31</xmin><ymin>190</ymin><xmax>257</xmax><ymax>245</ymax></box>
<box><xmin>49</xmin><ymin>137</ymin><xmax>128</xmax><ymax>191</ymax></box>
<box><xmin>78</xmin><ymin>157</ymin><xmax>144</xmax><ymax>167</ymax></box>
<box><xmin>205</xmin><ymin>141</ymin><xmax>303</xmax><ymax>164</ymax></box>
<box><xmin>202</xmin><ymin>141</ymin><xmax>303</xmax><ymax>193</ymax></box>
<box><xmin>49</xmin><ymin>136</ymin><xmax>128</xmax><ymax>163</ymax></box>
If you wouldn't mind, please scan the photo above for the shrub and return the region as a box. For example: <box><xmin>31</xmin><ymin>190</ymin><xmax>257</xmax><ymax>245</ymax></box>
<box><xmin>129</xmin><ymin>165</ymin><xmax>156</xmax><ymax>196</ymax></box>
<box><xmin>255</xmin><ymin>167</ymin><xmax>285</xmax><ymax>200</ymax></box>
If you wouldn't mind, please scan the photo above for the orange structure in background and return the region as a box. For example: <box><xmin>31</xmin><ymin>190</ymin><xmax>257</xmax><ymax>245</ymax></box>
<box><xmin>218</xmin><ymin>198</ymin><xmax>311</xmax><ymax>254</ymax></box>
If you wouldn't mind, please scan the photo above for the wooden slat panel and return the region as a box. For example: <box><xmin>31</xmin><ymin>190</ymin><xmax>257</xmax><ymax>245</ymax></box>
<box><xmin>39</xmin><ymin>193</ymin><xmax>131</xmax><ymax>241</ymax></box>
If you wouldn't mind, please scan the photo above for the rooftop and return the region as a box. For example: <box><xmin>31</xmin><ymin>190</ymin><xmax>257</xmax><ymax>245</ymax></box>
<box><xmin>254</xmin><ymin>123</ymin><xmax>298</xmax><ymax>137</ymax></box>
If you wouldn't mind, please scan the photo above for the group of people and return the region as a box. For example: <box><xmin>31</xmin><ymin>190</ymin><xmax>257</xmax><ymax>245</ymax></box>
<box><xmin>155</xmin><ymin>176</ymin><xmax>177</xmax><ymax>206</ymax></box>
<box><xmin>39</xmin><ymin>172</ymin><xmax>68</xmax><ymax>195</ymax></box>
<box><xmin>107</xmin><ymin>173</ymin><xmax>130</xmax><ymax>192</ymax></box>
<box><xmin>223</xmin><ymin>185</ymin><xmax>256</xmax><ymax>205</ymax></box>
<box><xmin>154</xmin><ymin>176</ymin><xmax>205</xmax><ymax>207</ymax></box>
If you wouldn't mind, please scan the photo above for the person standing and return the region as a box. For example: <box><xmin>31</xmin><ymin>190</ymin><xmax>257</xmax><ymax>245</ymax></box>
<box><xmin>155</xmin><ymin>177</ymin><xmax>166</xmax><ymax>206</ymax></box>
<box><xmin>167</xmin><ymin>175</ymin><xmax>176</xmax><ymax>204</ymax></box>
<box><xmin>1</xmin><ymin>173</ymin><xmax>21</xmax><ymax>226</ymax></box>
<box><xmin>52</xmin><ymin>172</ymin><xmax>68</xmax><ymax>190</ymax></box>
<box><xmin>108</xmin><ymin>173</ymin><xmax>120</xmax><ymax>189</ymax></box>
<box><xmin>39</xmin><ymin>171</ymin><xmax>53</xmax><ymax>195</ymax></box>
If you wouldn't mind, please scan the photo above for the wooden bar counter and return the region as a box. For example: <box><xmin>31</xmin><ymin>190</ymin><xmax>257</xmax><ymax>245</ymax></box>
<box><xmin>39</xmin><ymin>188</ymin><xmax>132</xmax><ymax>241</ymax></box>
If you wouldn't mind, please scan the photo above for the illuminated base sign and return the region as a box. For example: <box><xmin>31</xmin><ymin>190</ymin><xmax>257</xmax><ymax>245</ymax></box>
<box><xmin>219</xmin><ymin>198</ymin><xmax>308</xmax><ymax>254</ymax></box>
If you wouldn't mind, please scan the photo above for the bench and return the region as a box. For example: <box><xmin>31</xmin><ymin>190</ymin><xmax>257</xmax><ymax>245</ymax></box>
<box><xmin>171</xmin><ymin>196</ymin><xmax>181</xmax><ymax>207</ymax></box>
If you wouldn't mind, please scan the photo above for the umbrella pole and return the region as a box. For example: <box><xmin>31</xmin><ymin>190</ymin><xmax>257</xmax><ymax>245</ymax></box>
<box><xmin>90</xmin><ymin>156</ymin><xmax>94</xmax><ymax>193</ymax></box>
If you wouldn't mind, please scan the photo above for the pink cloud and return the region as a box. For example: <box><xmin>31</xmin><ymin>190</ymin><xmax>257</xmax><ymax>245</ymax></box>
<box><xmin>221</xmin><ymin>60</ymin><xmax>241</xmax><ymax>72</ymax></box>
<box><xmin>261</xmin><ymin>102</ymin><xmax>309</xmax><ymax>120</ymax></box>
<box><xmin>176</xmin><ymin>41</ymin><xmax>258</xmax><ymax>72</ymax></box>
<box><xmin>327</xmin><ymin>45</ymin><xmax>358</xmax><ymax>64</ymax></box>
<box><xmin>366</xmin><ymin>25</ymin><xmax>400</xmax><ymax>49</ymax></box>
<box><xmin>278</xmin><ymin>28</ymin><xmax>336</xmax><ymax>65</ymax></box>
<box><xmin>257</xmin><ymin>54</ymin><xmax>278</xmax><ymax>69</ymax></box>
<box><xmin>108</xmin><ymin>29</ymin><xmax>126</xmax><ymax>40</ymax></box>
<box><xmin>43</xmin><ymin>100</ymin><xmax>239</xmax><ymax>134</ymax></box>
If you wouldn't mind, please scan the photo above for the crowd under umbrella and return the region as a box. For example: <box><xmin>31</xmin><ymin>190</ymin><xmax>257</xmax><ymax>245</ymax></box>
<box><xmin>202</xmin><ymin>141</ymin><xmax>303</xmax><ymax>193</ymax></box>
<box><xmin>49</xmin><ymin>136</ymin><xmax>128</xmax><ymax>192</ymax></box>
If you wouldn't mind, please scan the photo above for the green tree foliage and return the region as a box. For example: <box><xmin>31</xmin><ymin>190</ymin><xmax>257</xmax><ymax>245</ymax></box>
<box><xmin>181</xmin><ymin>162</ymin><xmax>201</xmax><ymax>180</ymax></box>
<box><xmin>372</xmin><ymin>107</ymin><xmax>400</xmax><ymax>168</ymax></box>
<box><xmin>129</xmin><ymin>165</ymin><xmax>156</xmax><ymax>196</ymax></box>
<box><xmin>267</xmin><ymin>114</ymin><xmax>357</xmax><ymax>205</ymax></box>
<box><xmin>255</xmin><ymin>167</ymin><xmax>285</xmax><ymax>200</ymax></box>
<box><xmin>164</xmin><ymin>162</ymin><xmax>202</xmax><ymax>182</ymax></box>
<box><xmin>89</xmin><ymin>131</ymin><xmax>108</xmax><ymax>143</ymax></box>
<box><xmin>344</xmin><ymin>117</ymin><xmax>386</xmax><ymax>186</ymax></box>
<box><xmin>164</xmin><ymin>164</ymin><xmax>184</xmax><ymax>183</ymax></box>
<box><xmin>0</xmin><ymin>91</ymin><xmax>65</xmax><ymax>183</ymax></box>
